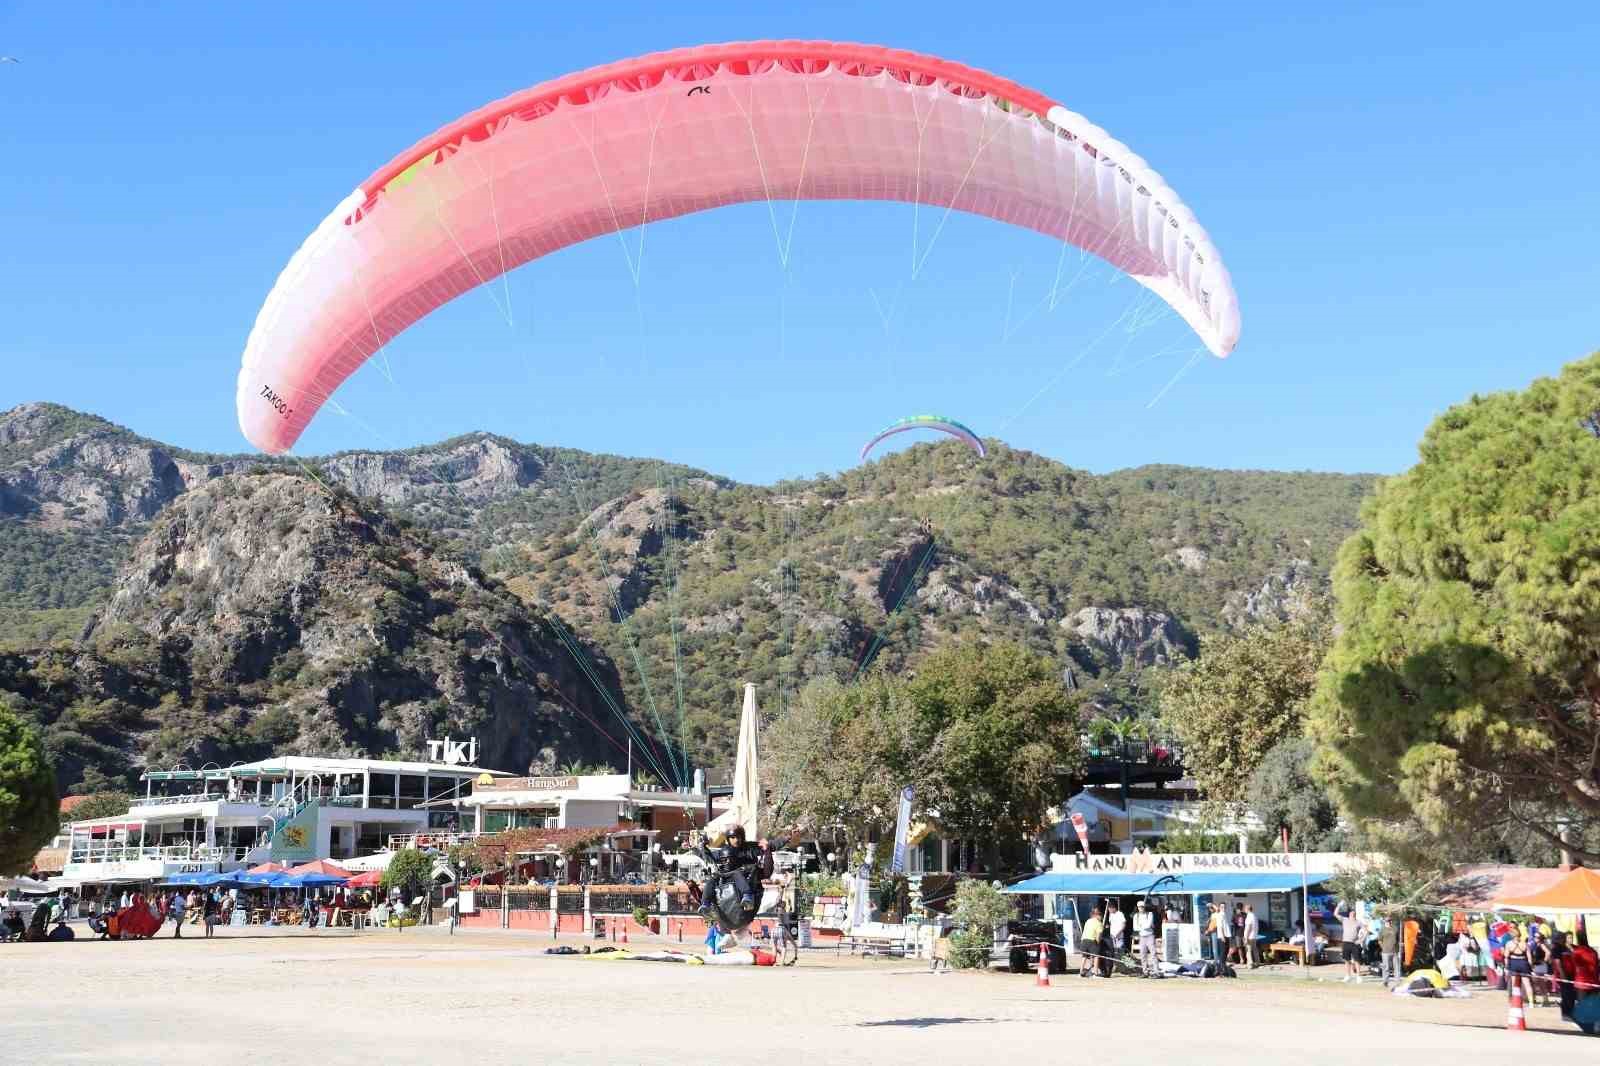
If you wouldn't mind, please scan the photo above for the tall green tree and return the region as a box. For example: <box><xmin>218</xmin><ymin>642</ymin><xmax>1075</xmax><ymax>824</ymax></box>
<box><xmin>1311</xmin><ymin>352</ymin><xmax>1600</xmax><ymax>861</ymax></box>
<box><xmin>60</xmin><ymin>791</ymin><xmax>133</xmax><ymax>823</ymax></box>
<box><xmin>763</xmin><ymin>675</ymin><xmax>912</xmax><ymax>865</ymax></box>
<box><xmin>0</xmin><ymin>701</ymin><xmax>59</xmax><ymax>875</ymax></box>
<box><xmin>903</xmin><ymin>640</ymin><xmax>1082</xmax><ymax>847</ymax></box>
<box><xmin>1244</xmin><ymin>737</ymin><xmax>1344</xmax><ymax>851</ymax></box>
<box><xmin>1158</xmin><ymin>604</ymin><xmax>1332</xmax><ymax>803</ymax></box>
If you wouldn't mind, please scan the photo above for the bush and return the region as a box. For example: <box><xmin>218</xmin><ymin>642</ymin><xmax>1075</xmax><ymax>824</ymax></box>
<box><xmin>631</xmin><ymin>904</ymin><xmax>650</xmax><ymax>926</ymax></box>
<box><xmin>951</xmin><ymin>879</ymin><xmax>1014</xmax><ymax>935</ymax></box>
<box><xmin>947</xmin><ymin>928</ymin><xmax>993</xmax><ymax>970</ymax></box>
<box><xmin>381</xmin><ymin>848</ymin><xmax>434</xmax><ymax>902</ymax></box>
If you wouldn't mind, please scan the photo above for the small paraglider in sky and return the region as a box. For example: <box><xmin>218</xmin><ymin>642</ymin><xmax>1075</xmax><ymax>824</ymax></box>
<box><xmin>860</xmin><ymin>415</ymin><xmax>987</xmax><ymax>463</ymax></box>
<box><xmin>0</xmin><ymin>56</ymin><xmax>21</xmax><ymax>64</ymax></box>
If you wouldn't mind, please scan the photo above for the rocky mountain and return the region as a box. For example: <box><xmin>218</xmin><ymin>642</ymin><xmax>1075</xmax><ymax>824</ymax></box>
<box><xmin>0</xmin><ymin>402</ymin><xmax>1380</xmax><ymax>788</ymax></box>
<box><xmin>0</xmin><ymin>402</ymin><xmax>712</xmax><ymax>643</ymax></box>
<box><xmin>0</xmin><ymin>472</ymin><xmax>629</xmax><ymax>792</ymax></box>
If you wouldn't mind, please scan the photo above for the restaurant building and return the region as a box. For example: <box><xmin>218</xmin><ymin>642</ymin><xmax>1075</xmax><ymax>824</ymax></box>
<box><xmin>423</xmin><ymin>773</ymin><xmax>718</xmax><ymax>850</ymax></box>
<box><xmin>62</xmin><ymin>753</ymin><xmax>508</xmax><ymax>888</ymax></box>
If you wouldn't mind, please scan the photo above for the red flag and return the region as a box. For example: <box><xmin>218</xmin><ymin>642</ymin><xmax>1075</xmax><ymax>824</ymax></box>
<box><xmin>1070</xmin><ymin>812</ymin><xmax>1092</xmax><ymax>857</ymax></box>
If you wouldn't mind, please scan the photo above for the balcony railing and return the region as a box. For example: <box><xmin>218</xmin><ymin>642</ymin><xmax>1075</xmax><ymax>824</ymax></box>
<box><xmin>131</xmin><ymin>792</ymin><xmax>227</xmax><ymax>808</ymax></box>
<box><xmin>386</xmin><ymin>831</ymin><xmax>481</xmax><ymax>852</ymax></box>
<box><xmin>66</xmin><ymin>844</ymin><xmax>254</xmax><ymax>866</ymax></box>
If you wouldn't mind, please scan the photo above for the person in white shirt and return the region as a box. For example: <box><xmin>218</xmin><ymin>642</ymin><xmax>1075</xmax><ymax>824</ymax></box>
<box><xmin>1242</xmin><ymin>904</ymin><xmax>1260</xmax><ymax>968</ymax></box>
<box><xmin>1133</xmin><ymin>900</ymin><xmax>1158</xmax><ymax>976</ymax></box>
<box><xmin>1107</xmin><ymin>903</ymin><xmax>1127</xmax><ymax>959</ymax></box>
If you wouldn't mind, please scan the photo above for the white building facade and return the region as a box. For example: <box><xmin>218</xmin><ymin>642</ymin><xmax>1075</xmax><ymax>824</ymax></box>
<box><xmin>63</xmin><ymin>754</ymin><xmax>508</xmax><ymax>886</ymax></box>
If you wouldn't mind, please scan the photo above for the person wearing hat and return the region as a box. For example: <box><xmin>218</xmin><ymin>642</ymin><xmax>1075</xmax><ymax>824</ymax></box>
<box><xmin>1134</xmin><ymin>900</ymin><xmax>1158</xmax><ymax>976</ymax></box>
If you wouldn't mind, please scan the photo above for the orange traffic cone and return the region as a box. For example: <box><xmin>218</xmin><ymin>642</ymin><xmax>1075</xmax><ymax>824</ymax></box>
<box><xmin>1507</xmin><ymin>983</ymin><xmax>1527</xmax><ymax>1031</ymax></box>
<box><xmin>1036</xmin><ymin>944</ymin><xmax>1051</xmax><ymax>988</ymax></box>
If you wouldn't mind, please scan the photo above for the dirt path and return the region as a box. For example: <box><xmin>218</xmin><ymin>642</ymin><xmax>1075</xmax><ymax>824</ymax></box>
<box><xmin>2</xmin><ymin>927</ymin><xmax>1590</xmax><ymax>1064</ymax></box>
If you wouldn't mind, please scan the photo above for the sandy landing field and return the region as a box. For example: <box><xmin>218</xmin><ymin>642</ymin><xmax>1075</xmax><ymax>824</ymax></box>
<box><xmin>2</xmin><ymin>927</ymin><xmax>1593</xmax><ymax>1065</ymax></box>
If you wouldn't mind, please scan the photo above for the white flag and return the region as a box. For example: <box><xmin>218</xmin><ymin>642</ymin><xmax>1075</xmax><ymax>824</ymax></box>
<box><xmin>890</xmin><ymin>785</ymin><xmax>914</xmax><ymax>875</ymax></box>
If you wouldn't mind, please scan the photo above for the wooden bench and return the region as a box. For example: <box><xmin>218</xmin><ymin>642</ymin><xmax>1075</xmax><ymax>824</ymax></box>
<box><xmin>1266</xmin><ymin>943</ymin><xmax>1306</xmax><ymax>964</ymax></box>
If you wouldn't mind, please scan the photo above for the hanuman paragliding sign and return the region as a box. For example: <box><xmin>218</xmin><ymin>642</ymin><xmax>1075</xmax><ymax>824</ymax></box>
<box><xmin>236</xmin><ymin>40</ymin><xmax>1239</xmax><ymax>453</ymax></box>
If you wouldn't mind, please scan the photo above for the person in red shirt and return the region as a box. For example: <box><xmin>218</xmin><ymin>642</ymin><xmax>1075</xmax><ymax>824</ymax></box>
<box><xmin>1569</xmin><ymin>928</ymin><xmax>1600</xmax><ymax>1019</ymax></box>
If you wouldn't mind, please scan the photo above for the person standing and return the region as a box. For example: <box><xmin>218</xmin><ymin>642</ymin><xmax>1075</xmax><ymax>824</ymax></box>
<box><xmin>1337</xmin><ymin>904</ymin><xmax>1365</xmax><ymax>983</ymax></box>
<box><xmin>1569</xmin><ymin>929</ymin><xmax>1599</xmax><ymax>1012</ymax></box>
<box><xmin>168</xmin><ymin>888</ymin><xmax>186</xmax><ymax>938</ymax></box>
<box><xmin>1377</xmin><ymin>915</ymin><xmax>1402</xmax><ymax>986</ymax></box>
<box><xmin>1242</xmin><ymin>904</ymin><xmax>1260</xmax><ymax>970</ymax></box>
<box><xmin>1108</xmin><ymin>902</ymin><xmax>1127</xmax><ymax>961</ymax></box>
<box><xmin>1228</xmin><ymin>903</ymin><xmax>1245</xmax><ymax>966</ymax></box>
<box><xmin>1549</xmin><ymin>931</ymin><xmax>1576</xmax><ymax>1021</ymax></box>
<box><xmin>1134</xmin><ymin>900</ymin><xmax>1157</xmax><ymax>977</ymax></box>
<box><xmin>1503</xmin><ymin>930</ymin><xmax>1535</xmax><ymax>1007</ymax></box>
<box><xmin>202</xmin><ymin>891</ymin><xmax>218</xmax><ymax>939</ymax></box>
<box><xmin>1079</xmin><ymin>907</ymin><xmax>1104</xmax><ymax>978</ymax></box>
<box><xmin>1206</xmin><ymin>903</ymin><xmax>1227</xmax><ymax>963</ymax></box>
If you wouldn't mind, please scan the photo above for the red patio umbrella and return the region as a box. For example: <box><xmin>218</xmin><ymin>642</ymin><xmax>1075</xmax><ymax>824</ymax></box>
<box><xmin>346</xmin><ymin>869</ymin><xmax>383</xmax><ymax>889</ymax></box>
<box><xmin>247</xmin><ymin>862</ymin><xmax>290</xmax><ymax>873</ymax></box>
<box><xmin>284</xmin><ymin>860</ymin><xmax>352</xmax><ymax>879</ymax></box>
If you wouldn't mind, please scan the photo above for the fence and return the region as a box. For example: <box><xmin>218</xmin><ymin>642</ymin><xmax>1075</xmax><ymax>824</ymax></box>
<box><xmin>456</xmin><ymin>882</ymin><xmax>708</xmax><ymax>936</ymax></box>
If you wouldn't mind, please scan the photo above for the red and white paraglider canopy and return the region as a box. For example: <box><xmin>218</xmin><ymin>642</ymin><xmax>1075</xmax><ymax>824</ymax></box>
<box><xmin>238</xmin><ymin>40</ymin><xmax>1239</xmax><ymax>454</ymax></box>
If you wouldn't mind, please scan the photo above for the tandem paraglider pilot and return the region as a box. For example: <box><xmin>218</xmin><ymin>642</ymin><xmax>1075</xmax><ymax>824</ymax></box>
<box><xmin>700</xmin><ymin>825</ymin><xmax>774</xmax><ymax>934</ymax></box>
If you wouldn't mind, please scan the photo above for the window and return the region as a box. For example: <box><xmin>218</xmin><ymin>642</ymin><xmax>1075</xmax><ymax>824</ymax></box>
<box><xmin>398</xmin><ymin>775</ymin><xmax>427</xmax><ymax>810</ymax></box>
<box><xmin>368</xmin><ymin>773</ymin><xmax>396</xmax><ymax>809</ymax></box>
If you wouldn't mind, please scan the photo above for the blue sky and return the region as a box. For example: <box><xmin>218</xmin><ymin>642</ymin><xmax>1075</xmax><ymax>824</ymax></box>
<box><xmin>3</xmin><ymin>2</ymin><xmax>1597</xmax><ymax>483</ymax></box>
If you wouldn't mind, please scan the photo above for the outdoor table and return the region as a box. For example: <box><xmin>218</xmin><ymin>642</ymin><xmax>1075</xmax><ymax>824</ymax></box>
<box><xmin>1267</xmin><ymin>943</ymin><xmax>1307</xmax><ymax>964</ymax></box>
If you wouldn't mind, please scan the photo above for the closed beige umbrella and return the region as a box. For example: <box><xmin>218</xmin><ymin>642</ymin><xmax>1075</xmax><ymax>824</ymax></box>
<box><xmin>707</xmin><ymin>683</ymin><xmax>760</xmax><ymax>843</ymax></box>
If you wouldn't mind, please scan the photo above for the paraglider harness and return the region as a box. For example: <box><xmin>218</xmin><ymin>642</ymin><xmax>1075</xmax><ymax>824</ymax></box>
<box><xmin>696</xmin><ymin>839</ymin><xmax>768</xmax><ymax>935</ymax></box>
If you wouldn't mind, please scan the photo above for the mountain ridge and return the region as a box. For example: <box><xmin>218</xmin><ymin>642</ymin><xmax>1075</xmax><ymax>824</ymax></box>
<box><xmin>1</xmin><ymin>401</ymin><xmax>1381</xmax><ymax>787</ymax></box>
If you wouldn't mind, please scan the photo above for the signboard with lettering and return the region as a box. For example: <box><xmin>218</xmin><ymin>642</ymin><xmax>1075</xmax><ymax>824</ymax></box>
<box><xmin>426</xmin><ymin>736</ymin><xmax>480</xmax><ymax>766</ymax></box>
<box><xmin>476</xmin><ymin>776</ymin><xmax>578</xmax><ymax>793</ymax></box>
<box><xmin>1065</xmin><ymin>850</ymin><xmax>1303</xmax><ymax>875</ymax></box>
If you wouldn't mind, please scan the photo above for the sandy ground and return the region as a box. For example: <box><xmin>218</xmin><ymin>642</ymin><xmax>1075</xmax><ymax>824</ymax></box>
<box><xmin>2</xmin><ymin>925</ymin><xmax>1593</xmax><ymax>1065</ymax></box>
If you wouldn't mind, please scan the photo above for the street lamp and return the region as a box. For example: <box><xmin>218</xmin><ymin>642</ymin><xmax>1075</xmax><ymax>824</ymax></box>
<box><xmin>451</xmin><ymin>859</ymin><xmax>465</xmax><ymax>936</ymax></box>
<box><xmin>826</xmin><ymin>851</ymin><xmax>836</xmax><ymax>874</ymax></box>
<box><xmin>588</xmin><ymin>855</ymin><xmax>599</xmax><ymax>883</ymax></box>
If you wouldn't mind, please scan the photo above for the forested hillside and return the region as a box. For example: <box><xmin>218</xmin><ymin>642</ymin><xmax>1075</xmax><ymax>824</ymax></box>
<box><xmin>1</xmin><ymin>402</ymin><xmax>1377</xmax><ymax>785</ymax></box>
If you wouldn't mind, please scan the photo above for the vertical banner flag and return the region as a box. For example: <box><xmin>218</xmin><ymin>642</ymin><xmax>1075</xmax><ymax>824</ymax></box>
<box><xmin>890</xmin><ymin>786</ymin><xmax>914</xmax><ymax>875</ymax></box>
<box><xmin>1070</xmin><ymin>812</ymin><xmax>1092</xmax><ymax>857</ymax></box>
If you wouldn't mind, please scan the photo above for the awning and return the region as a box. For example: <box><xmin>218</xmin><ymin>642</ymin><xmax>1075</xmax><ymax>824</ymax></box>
<box><xmin>1005</xmin><ymin>870</ymin><xmax>1334</xmax><ymax>895</ymax></box>
<box><xmin>1494</xmin><ymin>867</ymin><xmax>1600</xmax><ymax>916</ymax></box>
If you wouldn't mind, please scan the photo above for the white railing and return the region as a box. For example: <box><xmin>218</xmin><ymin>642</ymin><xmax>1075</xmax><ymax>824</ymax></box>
<box><xmin>386</xmin><ymin>831</ymin><xmax>483</xmax><ymax>852</ymax></box>
<box><xmin>131</xmin><ymin>792</ymin><xmax>227</xmax><ymax>808</ymax></box>
<box><xmin>66</xmin><ymin>844</ymin><xmax>252</xmax><ymax>866</ymax></box>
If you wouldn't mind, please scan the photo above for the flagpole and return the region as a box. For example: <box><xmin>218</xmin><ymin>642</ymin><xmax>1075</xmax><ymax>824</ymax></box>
<box><xmin>1301</xmin><ymin>849</ymin><xmax>1310</xmax><ymax>981</ymax></box>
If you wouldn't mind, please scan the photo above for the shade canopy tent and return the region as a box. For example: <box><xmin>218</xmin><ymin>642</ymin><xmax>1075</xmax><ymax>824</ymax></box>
<box><xmin>284</xmin><ymin>860</ymin><xmax>351</xmax><ymax>879</ymax></box>
<box><xmin>1494</xmin><ymin>866</ymin><xmax>1600</xmax><ymax>915</ymax></box>
<box><xmin>336</xmin><ymin>853</ymin><xmax>394</xmax><ymax>873</ymax></box>
<box><xmin>1005</xmin><ymin>871</ymin><xmax>1334</xmax><ymax>895</ymax></box>
<box><xmin>0</xmin><ymin>875</ymin><xmax>55</xmax><ymax>894</ymax></box>
<box><xmin>282</xmin><ymin>873</ymin><xmax>347</xmax><ymax>888</ymax></box>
